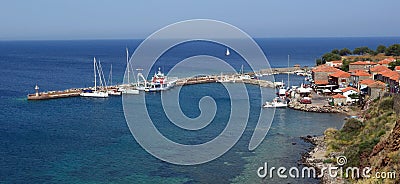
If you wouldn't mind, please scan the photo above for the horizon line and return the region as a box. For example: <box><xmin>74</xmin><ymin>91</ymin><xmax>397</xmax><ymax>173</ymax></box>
<box><xmin>1</xmin><ymin>35</ymin><xmax>400</xmax><ymax>42</ymax></box>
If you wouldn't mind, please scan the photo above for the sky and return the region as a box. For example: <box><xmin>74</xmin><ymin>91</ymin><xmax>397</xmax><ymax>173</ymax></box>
<box><xmin>1</xmin><ymin>0</ymin><xmax>400</xmax><ymax>40</ymax></box>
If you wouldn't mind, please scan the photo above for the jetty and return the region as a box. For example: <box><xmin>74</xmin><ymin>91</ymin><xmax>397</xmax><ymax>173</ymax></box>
<box><xmin>27</xmin><ymin>85</ymin><xmax>83</xmax><ymax>100</ymax></box>
<box><xmin>27</xmin><ymin>66</ymin><xmax>308</xmax><ymax>100</ymax></box>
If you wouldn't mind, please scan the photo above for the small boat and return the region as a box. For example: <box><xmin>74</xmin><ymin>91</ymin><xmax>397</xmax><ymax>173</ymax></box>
<box><xmin>80</xmin><ymin>57</ymin><xmax>109</xmax><ymax>98</ymax></box>
<box><xmin>107</xmin><ymin>89</ymin><xmax>122</xmax><ymax>96</ymax></box>
<box><xmin>226</xmin><ymin>48</ymin><xmax>230</xmax><ymax>56</ymax></box>
<box><xmin>263</xmin><ymin>97</ymin><xmax>287</xmax><ymax>108</ymax></box>
<box><xmin>119</xmin><ymin>87</ymin><xmax>139</xmax><ymax>94</ymax></box>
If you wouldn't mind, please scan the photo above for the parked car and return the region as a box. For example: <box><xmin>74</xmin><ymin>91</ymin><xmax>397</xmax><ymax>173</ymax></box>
<box><xmin>300</xmin><ymin>97</ymin><xmax>312</xmax><ymax>104</ymax></box>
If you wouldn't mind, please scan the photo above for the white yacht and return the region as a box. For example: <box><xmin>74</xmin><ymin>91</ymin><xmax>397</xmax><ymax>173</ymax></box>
<box><xmin>80</xmin><ymin>57</ymin><xmax>109</xmax><ymax>98</ymax></box>
<box><xmin>263</xmin><ymin>97</ymin><xmax>287</xmax><ymax>108</ymax></box>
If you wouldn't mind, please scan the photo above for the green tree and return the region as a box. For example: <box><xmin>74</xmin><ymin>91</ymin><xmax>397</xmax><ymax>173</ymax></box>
<box><xmin>331</xmin><ymin>49</ymin><xmax>340</xmax><ymax>55</ymax></box>
<box><xmin>322</xmin><ymin>52</ymin><xmax>341</xmax><ymax>62</ymax></box>
<box><xmin>339</xmin><ymin>48</ymin><xmax>352</xmax><ymax>56</ymax></box>
<box><xmin>385</xmin><ymin>44</ymin><xmax>400</xmax><ymax>56</ymax></box>
<box><xmin>341</xmin><ymin>59</ymin><xmax>351</xmax><ymax>72</ymax></box>
<box><xmin>376</xmin><ymin>45</ymin><xmax>386</xmax><ymax>53</ymax></box>
<box><xmin>353</xmin><ymin>46</ymin><xmax>372</xmax><ymax>55</ymax></box>
<box><xmin>316</xmin><ymin>58</ymin><xmax>324</xmax><ymax>66</ymax></box>
<box><xmin>388</xmin><ymin>60</ymin><xmax>400</xmax><ymax>70</ymax></box>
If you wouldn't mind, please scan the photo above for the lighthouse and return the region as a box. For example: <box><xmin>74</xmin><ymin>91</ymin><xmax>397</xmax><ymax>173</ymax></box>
<box><xmin>35</xmin><ymin>84</ymin><xmax>39</xmax><ymax>96</ymax></box>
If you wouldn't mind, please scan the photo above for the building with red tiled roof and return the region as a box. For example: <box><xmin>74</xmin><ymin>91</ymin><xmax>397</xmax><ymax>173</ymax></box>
<box><xmin>370</xmin><ymin>65</ymin><xmax>390</xmax><ymax>73</ymax></box>
<box><xmin>332</xmin><ymin>94</ymin><xmax>347</xmax><ymax>105</ymax></box>
<box><xmin>375</xmin><ymin>70</ymin><xmax>399</xmax><ymax>93</ymax></box>
<box><xmin>312</xmin><ymin>65</ymin><xmax>340</xmax><ymax>86</ymax></box>
<box><xmin>368</xmin><ymin>81</ymin><xmax>387</xmax><ymax>100</ymax></box>
<box><xmin>329</xmin><ymin>70</ymin><xmax>351</xmax><ymax>87</ymax></box>
<box><xmin>395</xmin><ymin>66</ymin><xmax>400</xmax><ymax>72</ymax></box>
<box><xmin>326</xmin><ymin>60</ymin><xmax>343</xmax><ymax>68</ymax></box>
<box><xmin>342</xmin><ymin>86</ymin><xmax>359</xmax><ymax>93</ymax></box>
<box><xmin>349</xmin><ymin>61</ymin><xmax>377</xmax><ymax>71</ymax></box>
<box><xmin>350</xmin><ymin>70</ymin><xmax>372</xmax><ymax>89</ymax></box>
<box><xmin>370</xmin><ymin>65</ymin><xmax>390</xmax><ymax>80</ymax></box>
<box><xmin>359</xmin><ymin>79</ymin><xmax>375</xmax><ymax>86</ymax></box>
<box><xmin>352</xmin><ymin>70</ymin><xmax>371</xmax><ymax>77</ymax></box>
<box><xmin>377</xmin><ymin>59</ymin><xmax>394</xmax><ymax>67</ymax></box>
<box><xmin>341</xmin><ymin>87</ymin><xmax>359</xmax><ymax>103</ymax></box>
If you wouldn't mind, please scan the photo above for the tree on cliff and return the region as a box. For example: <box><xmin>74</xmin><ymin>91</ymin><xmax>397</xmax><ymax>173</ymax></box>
<box><xmin>353</xmin><ymin>46</ymin><xmax>374</xmax><ymax>55</ymax></box>
<box><xmin>339</xmin><ymin>48</ymin><xmax>352</xmax><ymax>56</ymax></box>
<box><xmin>385</xmin><ymin>44</ymin><xmax>400</xmax><ymax>56</ymax></box>
<box><xmin>376</xmin><ymin>45</ymin><xmax>386</xmax><ymax>54</ymax></box>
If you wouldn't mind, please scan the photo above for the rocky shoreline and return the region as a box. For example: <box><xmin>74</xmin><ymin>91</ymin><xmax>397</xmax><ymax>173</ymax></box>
<box><xmin>289</xmin><ymin>101</ymin><xmax>350</xmax><ymax>114</ymax></box>
<box><xmin>301</xmin><ymin>135</ymin><xmax>345</xmax><ymax>184</ymax></box>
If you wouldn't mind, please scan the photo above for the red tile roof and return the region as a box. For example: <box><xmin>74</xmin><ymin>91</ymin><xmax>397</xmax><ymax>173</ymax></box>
<box><xmin>351</xmin><ymin>70</ymin><xmax>371</xmax><ymax>77</ymax></box>
<box><xmin>350</xmin><ymin>61</ymin><xmax>376</xmax><ymax>65</ymax></box>
<box><xmin>378</xmin><ymin>59</ymin><xmax>393</xmax><ymax>65</ymax></box>
<box><xmin>368</xmin><ymin>81</ymin><xmax>386</xmax><ymax>88</ymax></box>
<box><xmin>395</xmin><ymin>66</ymin><xmax>400</xmax><ymax>71</ymax></box>
<box><xmin>370</xmin><ymin>65</ymin><xmax>390</xmax><ymax>73</ymax></box>
<box><xmin>329</xmin><ymin>70</ymin><xmax>351</xmax><ymax>78</ymax></box>
<box><xmin>312</xmin><ymin>65</ymin><xmax>340</xmax><ymax>73</ymax></box>
<box><xmin>332</xmin><ymin>94</ymin><xmax>346</xmax><ymax>99</ymax></box>
<box><xmin>380</xmin><ymin>70</ymin><xmax>400</xmax><ymax>80</ymax></box>
<box><xmin>341</xmin><ymin>87</ymin><xmax>359</xmax><ymax>93</ymax></box>
<box><xmin>359</xmin><ymin>79</ymin><xmax>375</xmax><ymax>85</ymax></box>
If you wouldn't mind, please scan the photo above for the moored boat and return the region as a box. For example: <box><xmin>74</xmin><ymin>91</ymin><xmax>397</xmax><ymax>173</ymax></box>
<box><xmin>80</xmin><ymin>57</ymin><xmax>109</xmax><ymax>98</ymax></box>
<box><xmin>263</xmin><ymin>97</ymin><xmax>288</xmax><ymax>108</ymax></box>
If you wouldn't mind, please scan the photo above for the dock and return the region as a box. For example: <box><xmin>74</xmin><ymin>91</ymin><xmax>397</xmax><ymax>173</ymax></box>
<box><xmin>27</xmin><ymin>88</ymin><xmax>83</xmax><ymax>100</ymax></box>
<box><xmin>27</xmin><ymin>66</ymin><xmax>310</xmax><ymax>100</ymax></box>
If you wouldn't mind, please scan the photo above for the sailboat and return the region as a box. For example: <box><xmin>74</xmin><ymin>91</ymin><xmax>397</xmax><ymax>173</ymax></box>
<box><xmin>225</xmin><ymin>48</ymin><xmax>230</xmax><ymax>56</ymax></box>
<box><xmin>118</xmin><ymin>48</ymin><xmax>139</xmax><ymax>95</ymax></box>
<box><xmin>80</xmin><ymin>57</ymin><xmax>109</xmax><ymax>98</ymax></box>
<box><xmin>107</xmin><ymin>64</ymin><xmax>122</xmax><ymax>96</ymax></box>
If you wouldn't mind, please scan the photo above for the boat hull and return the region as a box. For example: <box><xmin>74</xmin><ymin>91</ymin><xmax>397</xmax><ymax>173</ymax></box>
<box><xmin>80</xmin><ymin>91</ymin><xmax>109</xmax><ymax>98</ymax></box>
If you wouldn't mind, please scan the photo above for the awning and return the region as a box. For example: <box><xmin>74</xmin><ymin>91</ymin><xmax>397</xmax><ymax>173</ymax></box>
<box><xmin>323</xmin><ymin>89</ymin><xmax>331</xmax><ymax>93</ymax></box>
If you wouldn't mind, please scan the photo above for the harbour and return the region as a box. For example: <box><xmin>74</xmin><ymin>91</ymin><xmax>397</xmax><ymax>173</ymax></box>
<box><xmin>26</xmin><ymin>66</ymin><xmax>309</xmax><ymax>100</ymax></box>
<box><xmin>4</xmin><ymin>38</ymin><xmax>399</xmax><ymax>184</ymax></box>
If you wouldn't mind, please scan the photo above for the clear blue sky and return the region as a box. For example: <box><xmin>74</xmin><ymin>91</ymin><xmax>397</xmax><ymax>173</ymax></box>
<box><xmin>1</xmin><ymin>0</ymin><xmax>399</xmax><ymax>40</ymax></box>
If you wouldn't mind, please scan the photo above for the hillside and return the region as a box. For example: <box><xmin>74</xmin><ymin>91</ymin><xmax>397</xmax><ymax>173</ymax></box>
<box><xmin>325</xmin><ymin>95</ymin><xmax>399</xmax><ymax>184</ymax></box>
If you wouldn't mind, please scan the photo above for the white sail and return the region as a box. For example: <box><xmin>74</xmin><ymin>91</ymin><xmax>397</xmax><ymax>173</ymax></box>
<box><xmin>226</xmin><ymin>48</ymin><xmax>230</xmax><ymax>56</ymax></box>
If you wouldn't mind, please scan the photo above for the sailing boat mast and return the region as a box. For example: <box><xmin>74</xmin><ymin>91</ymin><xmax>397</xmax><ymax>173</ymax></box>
<box><xmin>110</xmin><ymin>64</ymin><xmax>112</xmax><ymax>86</ymax></box>
<box><xmin>287</xmin><ymin>55</ymin><xmax>290</xmax><ymax>89</ymax></box>
<box><xmin>94</xmin><ymin>57</ymin><xmax>97</xmax><ymax>92</ymax></box>
<box><xmin>126</xmin><ymin>48</ymin><xmax>130</xmax><ymax>84</ymax></box>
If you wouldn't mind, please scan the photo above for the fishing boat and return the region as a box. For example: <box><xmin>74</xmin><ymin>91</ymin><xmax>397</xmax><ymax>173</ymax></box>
<box><xmin>137</xmin><ymin>67</ymin><xmax>176</xmax><ymax>92</ymax></box>
<box><xmin>263</xmin><ymin>97</ymin><xmax>288</xmax><ymax>108</ymax></box>
<box><xmin>80</xmin><ymin>57</ymin><xmax>109</xmax><ymax>98</ymax></box>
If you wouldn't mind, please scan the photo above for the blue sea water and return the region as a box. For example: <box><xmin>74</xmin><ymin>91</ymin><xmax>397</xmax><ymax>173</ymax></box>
<box><xmin>0</xmin><ymin>37</ymin><xmax>399</xmax><ymax>183</ymax></box>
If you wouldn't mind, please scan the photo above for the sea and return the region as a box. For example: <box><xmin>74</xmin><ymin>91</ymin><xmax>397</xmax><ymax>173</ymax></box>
<box><xmin>1</xmin><ymin>37</ymin><xmax>399</xmax><ymax>183</ymax></box>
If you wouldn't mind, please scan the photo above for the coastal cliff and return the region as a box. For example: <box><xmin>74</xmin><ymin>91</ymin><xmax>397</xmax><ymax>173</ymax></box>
<box><xmin>305</xmin><ymin>95</ymin><xmax>400</xmax><ymax>184</ymax></box>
